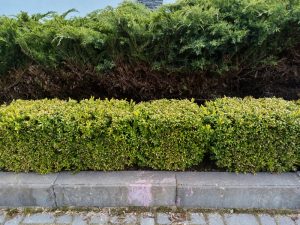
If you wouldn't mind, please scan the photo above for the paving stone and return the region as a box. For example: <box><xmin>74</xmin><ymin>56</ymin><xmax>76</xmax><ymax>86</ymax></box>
<box><xmin>109</xmin><ymin>216</ymin><xmax>123</xmax><ymax>224</ymax></box>
<box><xmin>124</xmin><ymin>214</ymin><xmax>137</xmax><ymax>224</ymax></box>
<box><xmin>56</xmin><ymin>215</ymin><xmax>73</xmax><ymax>224</ymax></box>
<box><xmin>224</xmin><ymin>214</ymin><xmax>259</xmax><ymax>225</ymax></box>
<box><xmin>189</xmin><ymin>213</ymin><xmax>206</xmax><ymax>225</ymax></box>
<box><xmin>140</xmin><ymin>217</ymin><xmax>155</xmax><ymax>225</ymax></box>
<box><xmin>89</xmin><ymin>214</ymin><xmax>109</xmax><ymax>225</ymax></box>
<box><xmin>22</xmin><ymin>213</ymin><xmax>55</xmax><ymax>224</ymax></box>
<box><xmin>258</xmin><ymin>214</ymin><xmax>277</xmax><ymax>225</ymax></box>
<box><xmin>276</xmin><ymin>216</ymin><xmax>295</xmax><ymax>225</ymax></box>
<box><xmin>0</xmin><ymin>213</ymin><xmax>5</xmax><ymax>224</ymax></box>
<box><xmin>207</xmin><ymin>213</ymin><xmax>224</xmax><ymax>225</ymax></box>
<box><xmin>72</xmin><ymin>215</ymin><xmax>87</xmax><ymax>225</ymax></box>
<box><xmin>157</xmin><ymin>213</ymin><xmax>171</xmax><ymax>225</ymax></box>
<box><xmin>4</xmin><ymin>215</ymin><xmax>23</xmax><ymax>225</ymax></box>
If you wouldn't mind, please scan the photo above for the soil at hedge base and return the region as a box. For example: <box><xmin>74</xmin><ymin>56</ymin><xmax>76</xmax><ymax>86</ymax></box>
<box><xmin>1</xmin><ymin>46</ymin><xmax>299</xmax><ymax>104</ymax></box>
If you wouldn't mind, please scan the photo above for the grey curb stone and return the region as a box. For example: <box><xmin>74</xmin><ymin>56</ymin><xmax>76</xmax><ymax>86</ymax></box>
<box><xmin>0</xmin><ymin>171</ymin><xmax>300</xmax><ymax>209</ymax></box>
<box><xmin>176</xmin><ymin>172</ymin><xmax>300</xmax><ymax>209</ymax></box>
<box><xmin>0</xmin><ymin>173</ymin><xmax>57</xmax><ymax>207</ymax></box>
<box><xmin>54</xmin><ymin>171</ymin><xmax>176</xmax><ymax>207</ymax></box>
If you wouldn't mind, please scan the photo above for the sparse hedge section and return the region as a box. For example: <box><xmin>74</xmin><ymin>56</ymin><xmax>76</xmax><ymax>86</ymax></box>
<box><xmin>0</xmin><ymin>98</ymin><xmax>299</xmax><ymax>173</ymax></box>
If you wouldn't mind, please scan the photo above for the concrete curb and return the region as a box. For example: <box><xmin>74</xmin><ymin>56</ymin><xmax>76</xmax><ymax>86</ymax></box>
<box><xmin>0</xmin><ymin>172</ymin><xmax>299</xmax><ymax>209</ymax></box>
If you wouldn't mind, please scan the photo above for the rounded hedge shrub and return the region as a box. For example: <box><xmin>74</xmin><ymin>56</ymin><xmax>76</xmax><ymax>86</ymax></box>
<box><xmin>0</xmin><ymin>97</ymin><xmax>299</xmax><ymax>173</ymax></box>
<box><xmin>204</xmin><ymin>97</ymin><xmax>300</xmax><ymax>173</ymax></box>
<box><xmin>134</xmin><ymin>100</ymin><xmax>211</xmax><ymax>170</ymax></box>
<box><xmin>0</xmin><ymin>99</ymin><xmax>137</xmax><ymax>173</ymax></box>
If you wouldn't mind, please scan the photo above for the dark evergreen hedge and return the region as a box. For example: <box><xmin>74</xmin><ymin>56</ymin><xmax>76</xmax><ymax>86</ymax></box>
<box><xmin>0</xmin><ymin>0</ymin><xmax>299</xmax><ymax>75</ymax></box>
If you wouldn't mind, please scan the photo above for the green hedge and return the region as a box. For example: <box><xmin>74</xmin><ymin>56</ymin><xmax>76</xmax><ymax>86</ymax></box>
<box><xmin>0</xmin><ymin>99</ymin><xmax>137</xmax><ymax>173</ymax></box>
<box><xmin>0</xmin><ymin>98</ymin><xmax>299</xmax><ymax>173</ymax></box>
<box><xmin>0</xmin><ymin>0</ymin><xmax>299</xmax><ymax>75</ymax></box>
<box><xmin>204</xmin><ymin>98</ymin><xmax>300</xmax><ymax>173</ymax></box>
<box><xmin>134</xmin><ymin>100</ymin><xmax>211</xmax><ymax>170</ymax></box>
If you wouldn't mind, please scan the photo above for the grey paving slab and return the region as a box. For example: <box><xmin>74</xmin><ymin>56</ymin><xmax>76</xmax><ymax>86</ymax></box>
<box><xmin>106</xmin><ymin>214</ymin><xmax>136</xmax><ymax>224</ymax></box>
<box><xmin>54</xmin><ymin>171</ymin><xmax>176</xmax><ymax>207</ymax></box>
<box><xmin>72</xmin><ymin>215</ymin><xmax>87</xmax><ymax>225</ymax></box>
<box><xmin>224</xmin><ymin>214</ymin><xmax>259</xmax><ymax>225</ymax></box>
<box><xmin>0</xmin><ymin>173</ymin><xmax>57</xmax><ymax>207</ymax></box>
<box><xmin>207</xmin><ymin>213</ymin><xmax>224</xmax><ymax>225</ymax></box>
<box><xmin>89</xmin><ymin>214</ymin><xmax>109</xmax><ymax>225</ymax></box>
<box><xmin>22</xmin><ymin>213</ymin><xmax>55</xmax><ymax>224</ymax></box>
<box><xmin>140</xmin><ymin>217</ymin><xmax>155</xmax><ymax>225</ymax></box>
<box><xmin>189</xmin><ymin>213</ymin><xmax>206</xmax><ymax>225</ymax></box>
<box><xmin>56</xmin><ymin>215</ymin><xmax>73</xmax><ymax>224</ymax></box>
<box><xmin>0</xmin><ymin>213</ymin><xmax>5</xmax><ymax>224</ymax></box>
<box><xmin>176</xmin><ymin>172</ymin><xmax>300</xmax><ymax>209</ymax></box>
<box><xmin>124</xmin><ymin>214</ymin><xmax>138</xmax><ymax>224</ymax></box>
<box><xmin>276</xmin><ymin>216</ymin><xmax>296</xmax><ymax>225</ymax></box>
<box><xmin>157</xmin><ymin>213</ymin><xmax>171</xmax><ymax>225</ymax></box>
<box><xmin>4</xmin><ymin>215</ymin><xmax>23</xmax><ymax>225</ymax></box>
<box><xmin>109</xmin><ymin>216</ymin><xmax>123</xmax><ymax>224</ymax></box>
<box><xmin>258</xmin><ymin>214</ymin><xmax>277</xmax><ymax>225</ymax></box>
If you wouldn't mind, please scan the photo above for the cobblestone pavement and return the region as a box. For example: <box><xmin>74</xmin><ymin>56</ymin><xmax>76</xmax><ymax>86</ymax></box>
<box><xmin>0</xmin><ymin>209</ymin><xmax>299</xmax><ymax>225</ymax></box>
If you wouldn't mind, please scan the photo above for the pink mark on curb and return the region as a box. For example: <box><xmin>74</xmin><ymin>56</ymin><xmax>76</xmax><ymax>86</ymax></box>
<box><xmin>186</xmin><ymin>187</ymin><xmax>194</xmax><ymax>197</ymax></box>
<box><xmin>128</xmin><ymin>179</ymin><xmax>153</xmax><ymax>207</ymax></box>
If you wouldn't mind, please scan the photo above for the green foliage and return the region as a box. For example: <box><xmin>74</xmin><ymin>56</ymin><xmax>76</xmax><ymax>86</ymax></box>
<box><xmin>0</xmin><ymin>98</ymin><xmax>299</xmax><ymax>173</ymax></box>
<box><xmin>204</xmin><ymin>97</ymin><xmax>300</xmax><ymax>173</ymax></box>
<box><xmin>0</xmin><ymin>99</ymin><xmax>137</xmax><ymax>173</ymax></box>
<box><xmin>0</xmin><ymin>0</ymin><xmax>299</xmax><ymax>75</ymax></box>
<box><xmin>134</xmin><ymin>99</ymin><xmax>211</xmax><ymax>170</ymax></box>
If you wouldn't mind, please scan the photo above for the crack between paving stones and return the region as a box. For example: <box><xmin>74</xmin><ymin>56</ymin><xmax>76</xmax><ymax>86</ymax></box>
<box><xmin>175</xmin><ymin>173</ymin><xmax>179</xmax><ymax>207</ymax></box>
<box><xmin>52</xmin><ymin>175</ymin><xmax>59</xmax><ymax>208</ymax></box>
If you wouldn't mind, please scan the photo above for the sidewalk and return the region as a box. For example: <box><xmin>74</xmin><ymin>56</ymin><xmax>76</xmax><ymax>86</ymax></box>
<box><xmin>0</xmin><ymin>208</ymin><xmax>299</xmax><ymax>225</ymax></box>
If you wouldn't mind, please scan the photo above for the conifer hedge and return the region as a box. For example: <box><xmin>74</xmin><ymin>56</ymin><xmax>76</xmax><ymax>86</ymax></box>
<box><xmin>0</xmin><ymin>0</ymin><xmax>299</xmax><ymax>75</ymax></box>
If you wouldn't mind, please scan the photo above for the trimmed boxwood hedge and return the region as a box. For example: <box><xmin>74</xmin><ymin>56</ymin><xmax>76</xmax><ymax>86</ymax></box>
<box><xmin>134</xmin><ymin>100</ymin><xmax>211</xmax><ymax>170</ymax></box>
<box><xmin>0</xmin><ymin>98</ymin><xmax>299</xmax><ymax>173</ymax></box>
<box><xmin>204</xmin><ymin>97</ymin><xmax>300</xmax><ymax>173</ymax></box>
